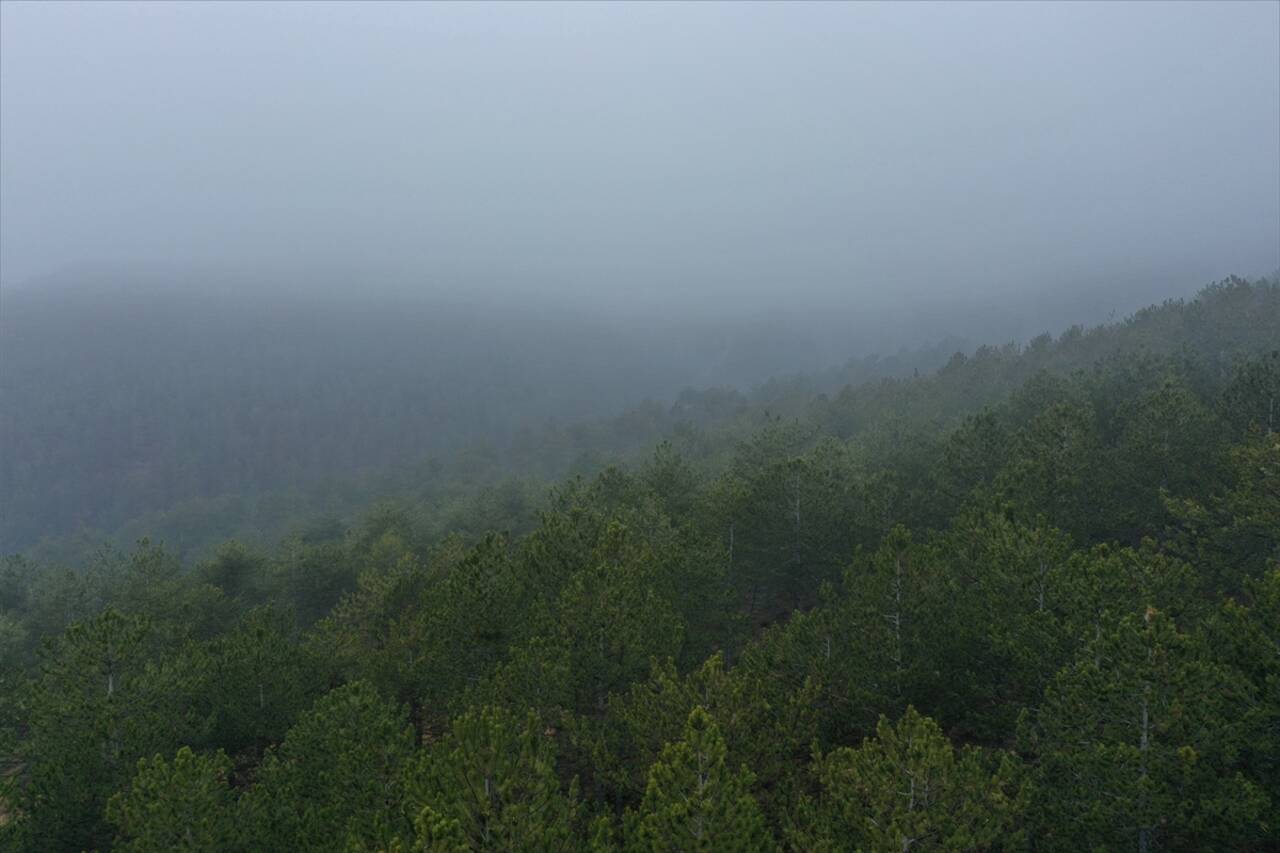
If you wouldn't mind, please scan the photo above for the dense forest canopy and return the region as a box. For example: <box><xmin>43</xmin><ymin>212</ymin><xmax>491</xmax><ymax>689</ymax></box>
<box><xmin>0</xmin><ymin>267</ymin><xmax>1249</xmax><ymax>561</ymax></box>
<box><xmin>1</xmin><ymin>277</ymin><xmax>1277</xmax><ymax>850</ymax></box>
<box><xmin>0</xmin><ymin>278</ymin><xmax>981</xmax><ymax>557</ymax></box>
<box><xmin>3</xmin><ymin>2</ymin><xmax>1279</xmax><ymax>850</ymax></box>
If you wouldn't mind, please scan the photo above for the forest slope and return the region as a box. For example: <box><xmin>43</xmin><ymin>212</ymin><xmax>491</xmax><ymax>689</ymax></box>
<box><xmin>1</xmin><ymin>278</ymin><xmax>977</xmax><ymax>555</ymax></box>
<box><xmin>0</xmin><ymin>277</ymin><xmax>1277</xmax><ymax>851</ymax></box>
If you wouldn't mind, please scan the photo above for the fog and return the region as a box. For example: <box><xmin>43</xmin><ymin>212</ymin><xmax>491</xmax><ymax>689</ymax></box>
<box><xmin>2</xmin><ymin>2</ymin><xmax>1279</xmax><ymax>554</ymax></box>
<box><xmin>5</xmin><ymin>8</ymin><xmax>1280</xmax><ymax>842</ymax></box>
<box><xmin>3</xmin><ymin>1</ymin><xmax>1277</xmax><ymax>330</ymax></box>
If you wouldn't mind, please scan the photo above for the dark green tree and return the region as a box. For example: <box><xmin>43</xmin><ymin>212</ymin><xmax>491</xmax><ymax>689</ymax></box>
<box><xmin>387</xmin><ymin>706</ymin><xmax>581</xmax><ymax>851</ymax></box>
<box><xmin>106</xmin><ymin>746</ymin><xmax>241</xmax><ymax>851</ymax></box>
<box><xmin>791</xmin><ymin>706</ymin><xmax>1023</xmax><ymax>852</ymax></box>
<box><xmin>10</xmin><ymin>609</ymin><xmax>201</xmax><ymax>851</ymax></box>
<box><xmin>1023</xmin><ymin>610</ymin><xmax>1268</xmax><ymax>851</ymax></box>
<box><xmin>626</xmin><ymin>707</ymin><xmax>774</xmax><ymax>851</ymax></box>
<box><xmin>244</xmin><ymin>681</ymin><xmax>415</xmax><ymax>851</ymax></box>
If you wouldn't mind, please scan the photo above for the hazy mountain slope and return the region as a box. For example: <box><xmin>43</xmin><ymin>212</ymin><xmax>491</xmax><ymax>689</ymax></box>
<box><xmin>1</xmin><ymin>278</ymin><xmax>957</xmax><ymax>553</ymax></box>
<box><xmin>6</xmin><ymin>276</ymin><xmax>1274</xmax><ymax>563</ymax></box>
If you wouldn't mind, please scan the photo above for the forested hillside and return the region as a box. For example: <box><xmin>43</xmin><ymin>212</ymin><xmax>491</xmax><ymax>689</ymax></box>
<box><xmin>1</xmin><ymin>279</ymin><xmax>984</xmax><ymax>558</ymax></box>
<box><xmin>1</xmin><ymin>277</ymin><xmax>1277</xmax><ymax>850</ymax></box>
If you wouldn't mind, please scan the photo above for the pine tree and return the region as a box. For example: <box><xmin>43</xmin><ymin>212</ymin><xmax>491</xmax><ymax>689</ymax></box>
<box><xmin>245</xmin><ymin>681</ymin><xmax>415</xmax><ymax>851</ymax></box>
<box><xmin>939</xmin><ymin>512</ymin><xmax>1075</xmax><ymax>740</ymax></box>
<box><xmin>628</xmin><ymin>707</ymin><xmax>774</xmax><ymax>851</ymax></box>
<box><xmin>996</xmin><ymin>399</ymin><xmax>1102</xmax><ymax>540</ymax></box>
<box><xmin>840</xmin><ymin>526</ymin><xmax>953</xmax><ymax>716</ymax></box>
<box><xmin>1107</xmin><ymin>375</ymin><xmax>1222</xmax><ymax>538</ymax></box>
<box><xmin>196</xmin><ymin>605</ymin><xmax>319</xmax><ymax>757</ymax></box>
<box><xmin>791</xmin><ymin>706</ymin><xmax>1023</xmax><ymax>852</ymax></box>
<box><xmin>106</xmin><ymin>746</ymin><xmax>241</xmax><ymax>851</ymax></box>
<box><xmin>579</xmin><ymin>653</ymin><xmax>818</xmax><ymax>819</ymax></box>
<box><xmin>1023</xmin><ymin>609</ymin><xmax>1268</xmax><ymax>850</ymax></box>
<box><xmin>1166</xmin><ymin>428</ymin><xmax>1280</xmax><ymax>594</ymax></box>
<box><xmin>391</xmin><ymin>706</ymin><xmax>581</xmax><ymax>851</ymax></box>
<box><xmin>10</xmin><ymin>609</ymin><xmax>200</xmax><ymax>851</ymax></box>
<box><xmin>553</xmin><ymin>521</ymin><xmax>685</xmax><ymax>716</ymax></box>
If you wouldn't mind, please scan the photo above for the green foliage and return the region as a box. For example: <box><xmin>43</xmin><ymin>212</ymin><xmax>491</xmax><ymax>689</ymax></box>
<box><xmin>1023</xmin><ymin>610</ymin><xmax>1269</xmax><ymax>850</ymax></box>
<box><xmin>829</xmin><ymin>526</ymin><xmax>955</xmax><ymax>718</ymax></box>
<box><xmin>932</xmin><ymin>513</ymin><xmax>1076</xmax><ymax>739</ymax></box>
<box><xmin>245</xmin><ymin>681</ymin><xmax>415</xmax><ymax>852</ymax></box>
<box><xmin>936</xmin><ymin>409</ymin><xmax>1008</xmax><ymax>515</ymax></box>
<box><xmin>8</xmin><ymin>608</ymin><xmax>209</xmax><ymax>851</ymax></box>
<box><xmin>195</xmin><ymin>540</ymin><xmax>268</xmax><ymax>603</ymax></box>
<box><xmin>1219</xmin><ymin>349</ymin><xmax>1280</xmax><ymax>438</ymax></box>
<box><xmin>1106</xmin><ymin>375</ymin><xmax>1222</xmax><ymax>537</ymax></box>
<box><xmin>318</xmin><ymin>532</ymin><xmax>535</xmax><ymax>730</ymax></box>
<box><xmin>1201</xmin><ymin>570</ymin><xmax>1280</xmax><ymax>803</ymax></box>
<box><xmin>3</xmin><ymin>280</ymin><xmax>1279</xmax><ymax>851</ymax></box>
<box><xmin>270</xmin><ymin>539</ymin><xmax>359</xmax><ymax>626</ymax></box>
<box><xmin>792</xmin><ymin>706</ymin><xmax>1024</xmax><ymax>851</ymax></box>
<box><xmin>626</xmin><ymin>707</ymin><xmax>774</xmax><ymax>851</ymax></box>
<box><xmin>1167</xmin><ymin>428</ymin><xmax>1280</xmax><ymax>593</ymax></box>
<box><xmin>578</xmin><ymin>653</ymin><xmax>818</xmax><ymax>819</ymax></box>
<box><xmin>483</xmin><ymin>509</ymin><xmax>709</xmax><ymax>720</ymax></box>
<box><xmin>997</xmin><ymin>399</ymin><xmax>1102</xmax><ymax>540</ymax></box>
<box><xmin>193</xmin><ymin>606</ymin><xmax>321</xmax><ymax>757</ymax></box>
<box><xmin>386</xmin><ymin>706</ymin><xmax>581</xmax><ymax>851</ymax></box>
<box><xmin>107</xmin><ymin>747</ymin><xmax>240</xmax><ymax>851</ymax></box>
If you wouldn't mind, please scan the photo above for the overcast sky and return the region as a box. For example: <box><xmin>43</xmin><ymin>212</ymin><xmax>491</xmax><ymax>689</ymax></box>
<box><xmin>2</xmin><ymin>1</ymin><xmax>1277</xmax><ymax>318</ymax></box>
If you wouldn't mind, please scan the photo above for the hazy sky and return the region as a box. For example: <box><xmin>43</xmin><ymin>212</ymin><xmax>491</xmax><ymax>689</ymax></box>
<box><xmin>2</xmin><ymin>1</ymin><xmax>1277</xmax><ymax>316</ymax></box>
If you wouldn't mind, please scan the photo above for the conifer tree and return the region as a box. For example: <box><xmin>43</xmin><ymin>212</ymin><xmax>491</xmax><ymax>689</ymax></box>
<box><xmin>1023</xmin><ymin>610</ymin><xmax>1268</xmax><ymax>850</ymax></box>
<box><xmin>245</xmin><ymin>681</ymin><xmax>414</xmax><ymax>851</ymax></box>
<box><xmin>195</xmin><ymin>605</ymin><xmax>319</xmax><ymax>756</ymax></box>
<box><xmin>939</xmin><ymin>512</ymin><xmax>1074</xmax><ymax>739</ymax></box>
<box><xmin>580</xmin><ymin>653</ymin><xmax>818</xmax><ymax>817</ymax></box>
<box><xmin>553</xmin><ymin>521</ymin><xmax>685</xmax><ymax>715</ymax></box>
<box><xmin>11</xmin><ymin>609</ymin><xmax>200</xmax><ymax>851</ymax></box>
<box><xmin>392</xmin><ymin>706</ymin><xmax>581</xmax><ymax>851</ymax></box>
<box><xmin>627</xmin><ymin>707</ymin><xmax>774</xmax><ymax>852</ymax></box>
<box><xmin>791</xmin><ymin>706</ymin><xmax>1023</xmax><ymax>852</ymax></box>
<box><xmin>106</xmin><ymin>746</ymin><xmax>241</xmax><ymax>851</ymax></box>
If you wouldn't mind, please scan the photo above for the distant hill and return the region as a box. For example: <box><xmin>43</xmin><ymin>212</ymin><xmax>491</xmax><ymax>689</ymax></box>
<box><xmin>0</xmin><ymin>276</ymin><xmax>954</xmax><ymax>553</ymax></box>
<box><xmin>4</xmin><ymin>274</ymin><xmax>1273</xmax><ymax>561</ymax></box>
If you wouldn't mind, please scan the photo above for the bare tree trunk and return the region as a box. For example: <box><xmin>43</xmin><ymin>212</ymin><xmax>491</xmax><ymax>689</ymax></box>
<box><xmin>792</xmin><ymin>470</ymin><xmax>803</xmax><ymax>610</ymax></box>
<box><xmin>889</xmin><ymin>552</ymin><xmax>904</xmax><ymax>698</ymax></box>
<box><xmin>1138</xmin><ymin>684</ymin><xmax>1152</xmax><ymax>853</ymax></box>
<box><xmin>724</xmin><ymin>522</ymin><xmax>735</xmax><ymax>663</ymax></box>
